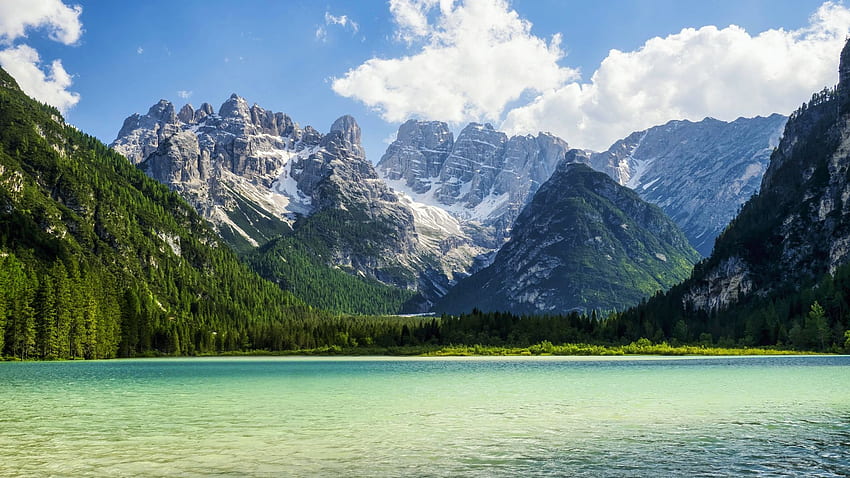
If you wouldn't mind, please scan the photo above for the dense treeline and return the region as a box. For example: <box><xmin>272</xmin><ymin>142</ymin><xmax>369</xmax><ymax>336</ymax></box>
<box><xmin>605</xmin><ymin>261</ymin><xmax>850</xmax><ymax>352</ymax></box>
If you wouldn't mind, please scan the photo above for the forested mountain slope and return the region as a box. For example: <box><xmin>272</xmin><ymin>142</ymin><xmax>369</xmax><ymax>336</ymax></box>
<box><xmin>436</xmin><ymin>159</ymin><xmax>699</xmax><ymax>315</ymax></box>
<box><xmin>0</xmin><ymin>67</ymin><xmax>326</xmax><ymax>359</ymax></box>
<box><xmin>606</xmin><ymin>40</ymin><xmax>850</xmax><ymax>350</ymax></box>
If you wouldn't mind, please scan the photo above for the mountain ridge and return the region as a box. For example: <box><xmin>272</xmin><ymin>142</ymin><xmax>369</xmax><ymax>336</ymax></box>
<box><xmin>588</xmin><ymin>114</ymin><xmax>787</xmax><ymax>256</ymax></box>
<box><xmin>435</xmin><ymin>157</ymin><xmax>700</xmax><ymax>315</ymax></box>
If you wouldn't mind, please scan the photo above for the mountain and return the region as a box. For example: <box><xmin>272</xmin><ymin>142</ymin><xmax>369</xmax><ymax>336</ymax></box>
<box><xmin>0</xmin><ymin>67</ymin><xmax>326</xmax><ymax>359</ymax></box>
<box><xmin>112</xmin><ymin>98</ymin><xmax>487</xmax><ymax>311</ymax></box>
<box><xmin>607</xmin><ymin>39</ymin><xmax>850</xmax><ymax>351</ymax></box>
<box><xmin>589</xmin><ymin>115</ymin><xmax>787</xmax><ymax>256</ymax></box>
<box><xmin>377</xmin><ymin>121</ymin><xmax>572</xmax><ymax>242</ymax></box>
<box><xmin>684</xmin><ymin>64</ymin><xmax>850</xmax><ymax>311</ymax></box>
<box><xmin>112</xmin><ymin>94</ymin><xmax>332</xmax><ymax>251</ymax></box>
<box><xmin>435</xmin><ymin>157</ymin><xmax>700</xmax><ymax>315</ymax></box>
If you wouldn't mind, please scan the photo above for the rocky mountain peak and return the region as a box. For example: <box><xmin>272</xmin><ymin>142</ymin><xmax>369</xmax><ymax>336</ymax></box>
<box><xmin>218</xmin><ymin>93</ymin><xmax>250</xmax><ymax>119</ymax></box>
<box><xmin>562</xmin><ymin>148</ymin><xmax>590</xmax><ymax>167</ymax></box>
<box><xmin>177</xmin><ymin>103</ymin><xmax>195</xmax><ymax>124</ymax></box>
<box><xmin>147</xmin><ymin>99</ymin><xmax>177</xmax><ymax>124</ymax></box>
<box><xmin>378</xmin><ymin>120</ymin><xmax>453</xmax><ymax>194</ymax></box>
<box><xmin>329</xmin><ymin>115</ymin><xmax>364</xmax><ymax>158</ymax></box>
<box><xmin>377</xmin><ymin>120</ymin><xmax>573</xmax><ymax>243</ymax></box>
<box><xmin>195</xmin><ymin>102</ymin><xmax>214</xmax><ymax>122</ymax></box>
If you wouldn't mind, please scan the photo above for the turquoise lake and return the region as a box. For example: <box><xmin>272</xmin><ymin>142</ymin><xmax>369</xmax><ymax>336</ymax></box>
<box><xmin>0</xmin><ymin>355</ymin><xmax>848</xmax><ymax>476</ymax></box>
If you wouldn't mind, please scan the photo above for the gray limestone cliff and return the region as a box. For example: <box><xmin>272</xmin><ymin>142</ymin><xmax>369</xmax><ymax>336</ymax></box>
<box><xmin>377</xmin><ymin>121</ymin><xmax>572</xmax><ymax>243</ymax></box>
<box><xmin>588</xmin><ymin>115</ymin><xmax>787</xmax><ymax>256</ymax></box>
<box><xmin>111</xmin><ymin>97</ymin><xmax>486</xmax><ymax>304</ymax></box>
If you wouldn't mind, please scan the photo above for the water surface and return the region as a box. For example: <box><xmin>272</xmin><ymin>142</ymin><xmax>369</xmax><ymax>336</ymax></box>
<box><xmin>1</xmin><ymin>355</ymin><xmax>848</xmax><ymax>476</ymax></box>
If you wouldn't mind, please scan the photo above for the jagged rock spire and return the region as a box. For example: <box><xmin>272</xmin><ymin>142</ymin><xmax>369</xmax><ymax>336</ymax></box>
<box><xmin>840</xmin><ymin>36</ymin><xmax>850</xmax><ymax>95</ymax></box>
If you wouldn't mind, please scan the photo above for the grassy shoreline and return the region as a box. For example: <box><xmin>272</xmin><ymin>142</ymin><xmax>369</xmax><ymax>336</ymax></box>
<box><xmin>2</xmin><ymin>341</ymin><xmax>821</xmax><ymax>361</ymax></box>
<box><xmin>197</xmin><ymin>341</ymin><xmax>816</xmax><ymax>358</ymax></box>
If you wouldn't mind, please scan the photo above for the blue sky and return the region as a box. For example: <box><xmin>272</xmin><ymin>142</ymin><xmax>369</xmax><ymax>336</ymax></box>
<box><xmin>1</xmin><ymin>0</ymin><xmax>847</xmax><ymax>158</ymax></box>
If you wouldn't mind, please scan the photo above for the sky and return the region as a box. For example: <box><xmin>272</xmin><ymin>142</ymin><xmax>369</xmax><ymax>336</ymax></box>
<box><xmin>1</xmin><ymin>0</ymin><xmax>849</xmax><ymax>160</ymax></box>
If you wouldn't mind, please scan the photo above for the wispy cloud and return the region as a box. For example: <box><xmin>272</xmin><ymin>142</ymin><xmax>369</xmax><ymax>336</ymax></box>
<box><xmin>137</xmin><ymin>46</ymin><xmax>143</xmax><ymax>54</ymax></box>
<box><xmin>177</xmin><ymin>90</ymin><xmax>192</xmax><ymax>99</ymax></box>
<box><xmin>316</xmin><ymin>10</ymin><xmax>359</xmax><ymax>42</ymax></box>
<box><xmin>325</xmin><ymin>12</ymin><xmax>359</xmax><ymax>33</ymax></box>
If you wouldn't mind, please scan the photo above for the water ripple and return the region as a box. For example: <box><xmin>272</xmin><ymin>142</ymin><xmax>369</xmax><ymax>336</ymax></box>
<box><xmin>0</xmin><ymin>356</ymin><xmax>848</xmax><ymax>476</ymax></box>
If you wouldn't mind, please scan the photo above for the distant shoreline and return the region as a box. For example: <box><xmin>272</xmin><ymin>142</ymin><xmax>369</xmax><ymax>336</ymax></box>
<box><xmin>2</xmin><ymin>342</ymin><xmax>823</xmax><ymax>362</ymax></box>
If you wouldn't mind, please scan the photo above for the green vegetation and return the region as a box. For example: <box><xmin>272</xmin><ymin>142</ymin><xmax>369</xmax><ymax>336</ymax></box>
<box><xmin>185</xmin><ymin>340</ymin><xmax>806</xmax><ymax>357</ymax></box>
<box><xmin>436</xmin><ymin>163</ymin><xmax>699</xmax><ymax>315</ymax></box>
<box><xmin>0</xmin><ymin>64</ymin><xmax>846</xmax><ymax>361</ymax></box>
<box><xmin>247</xmin><ymin>232</ymin><xmax>419</xmax><ymax>316</ymax></box>
<box><xmin>607</xmin><ymin>264</ymin><xmax>850</xmax><ymax>354</ymax></box>
<box><xmin>603</xmin><ymin>87</ymin><xmax>850</xmax><ymax>354</ymax></box>
<box><xmin>423</xmin><ymin>341</ymin><xmax>808</xmax><ymax>357</ymax></box>
<box><xmin>0</xmin><ymin>67</ymin><xmax>324</xmax><ymax>359</ymax></box>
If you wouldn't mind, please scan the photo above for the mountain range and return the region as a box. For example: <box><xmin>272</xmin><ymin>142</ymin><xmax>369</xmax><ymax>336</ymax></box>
<box><xmin>606</xmin><ymin>40</ymin><xmax>850</xmax><ymax>350</ymax></box>
<box><xmin>589</xmin><ymin>114</ymin><xmax>787</xmax><ymax>256</ymax></box>
<box><xmin>3</xmin><ymin>35</ymin><xmax>850</xmax><ymax>354</ymax></box>
<box><xmin>0</xmin><ymin>68</ymin><xmax>319</xmax><ymax>359</ymax></box>
<box><xmin>110</xmin><ymin>91</ymin><xmax>787</xmax><ymax>314</ymax></box>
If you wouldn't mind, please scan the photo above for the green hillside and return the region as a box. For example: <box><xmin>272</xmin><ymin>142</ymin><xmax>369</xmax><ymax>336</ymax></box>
<box><xmin>0</xmin><ymin>67</ymin><xmax>328</xmax><ymax>359</ymax></box>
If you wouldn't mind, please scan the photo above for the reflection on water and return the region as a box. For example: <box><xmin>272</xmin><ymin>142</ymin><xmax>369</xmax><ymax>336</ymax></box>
<box><xmin>0</xmin><ymin>356</ymin><xmax>848</xmax><ymax>477</ymax></box>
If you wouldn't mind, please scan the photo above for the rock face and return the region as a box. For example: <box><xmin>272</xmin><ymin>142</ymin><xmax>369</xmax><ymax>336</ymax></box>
<box><xmin>111</xmin><ymin>97</ymin><xmax>485</xmax><ymax>305</ymax></box>
<box><xmin>683</xmin><ymin>39</ymin><xmax>850</xmax><ymax>311</ymax></box>
<box><xmin>589</xmin><ymin>115</ymin><xmax>787</xmax><ymax>256</ymax></box>
<box><xmin>377</xmin><ymin>120</ymin><xmax>572</xmax><ymax>242</ymax></box>
<box><xmin>435</xmin><ymin>158</ymin><xmax>700</xmax><ymax>315</ymax></box>
<box><xmin>112</xmin><ymin>94</ymin><xmax>312</xmax><ymax>249</ymax></box>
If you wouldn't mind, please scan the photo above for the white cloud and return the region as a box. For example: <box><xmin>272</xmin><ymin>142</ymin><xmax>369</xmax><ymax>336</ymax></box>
<box><xmin>317</xmin><ymin>11</ymin><xmax>359</xmax><ymax>42</ymax></box>
<box><xmin>332</xmin><ymin>0</ymin><xmax>577</xmax><ymax>123</ymax></box>
<box><xmin>0</xmin><ymin>0</ymin><xmax>82</xmax><ymax>113</ymax></box>
<box><xmin>388</xmin><ymin>0</ymin><xmax>439</xmax><ymax>42</ymax></box>
<box><xmin>177</xmin><ymin>90</ymin><xmax>192</xmax><ymax>99</ymax></box>
<box><xmin>0</xmin><ymin>44</ymin><xmax>79</xmax><ymax>112</ymax></box>
<box><xmin>503</xmin><ymin>1</ymin><xmax>850</xmax><ymax>150</ymax></box>
<box><xmin>333</xmin><ymin>0</ymin><xmax>850</xmax><ymax>151</ymax></box>
<box><xmin>137</xmin><ymin>46</ymin><xmax>144</xmax><ymax>54</ymax></box>
<box><xmin>0</xmin><ymin>0</ymin><xmax>82</xmax><ymax>45</ymax></box>
<box><xmin>325</xmin><ymin>12</ymin><xmax>359</xmax><ymax>33</ymax></box>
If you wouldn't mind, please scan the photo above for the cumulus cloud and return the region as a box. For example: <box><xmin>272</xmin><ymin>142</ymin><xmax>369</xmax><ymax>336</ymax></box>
<box><xmin>0</xmin><ymin>44</ymin><xmax>79</xmax><ymax>112</ymax></box>
<box><xmin>0</xmin><ymin>0</ymin><xmax>82</xmax><ymax>113</ymax></box>
<box><xmin>332</xmin><ymin>0</ymin><xmax>576</xmax><ymax>123</ymax></box>
<box><xmin>333</xmin><ymin>0</ymin><xmax>850</xmax><ymax>151</ymax></box>
<box><xmin>0</xmin><ymin>0</ymin><xmax>82</xmax><ymax>45</ymax></box>
<box><xmin>388</xmin><ymin>0</ymin><xmax>443</xmax><ymax>43</ymax></box>
<box><xmin>503</xmin><ymin>1</ymin><xmax>850</xmax><ymax>150</ymax></box>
